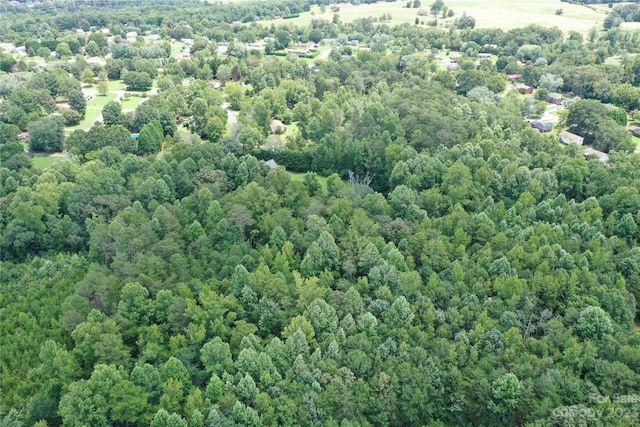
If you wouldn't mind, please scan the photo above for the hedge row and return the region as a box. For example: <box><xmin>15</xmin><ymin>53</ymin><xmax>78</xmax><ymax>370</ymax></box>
<box><xmin>255</xmin><ymin>148</ymin><xmax>312</xmax><ymax>172</ymax></box>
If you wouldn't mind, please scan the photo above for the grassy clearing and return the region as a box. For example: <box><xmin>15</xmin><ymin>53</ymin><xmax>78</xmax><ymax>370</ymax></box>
<box><xmin>86</xmin><ymin>92</ymin><xmax>117</xmax><ymax>109</ymax></box>
<box><xmin>121</xmin><ymin>94</ymin><xmax>148</xmax><ymax>111</ymax></box>
<box><xmin>605</xmin><ymin>53</ymin><xmax>638</xmax><ymax>66</ymax></box>
<box><xmin>284</xmin><ymin>121</ymin><xmax>299</xmax><ymax>144</ymax></box>
<box><xmin>261</xmin><ymin>0</ymin><xmax>609</xmax><ymax>35</ymax></box>
<box><xmin>65</xmin><ymin>109</ymin><xmax>102</xmax><ymax>133</ymax></box>
<box><xmin>31</xmin><ymin>156</ymin><xmax>58</xmax><ymax>170</ymax></box>
<box><xmin>107</xmin><ymin>80</ymin><xmax>127</xmax><ymax>92</ymax></box>
<box><xmin>288</xmin><ymin>171</ymin><xmax>328</xmax><ymax>193</ymax></box>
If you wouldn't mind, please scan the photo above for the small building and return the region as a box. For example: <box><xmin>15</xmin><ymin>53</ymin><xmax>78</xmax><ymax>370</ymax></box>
<box><xmin>265</xmin><ymin>159</ymin><xmax>278</xmax><ymax>169</ymax></box>
<box><xmin>629</xmin><ymin>125</ymin><xmax>640</xmax><ymax>137</ymax></box>
<box><xmin>531</xmin><ymin>121</ymin><xmax>553</xmax><ymax>133</ymax></box>
<box><xmin>583</xmin><ymin>147</ymin><xmax>608</xmax><ymax>164</ymax></box>
<box><xmin>516</xmin><ymin>84</ymin><xmax>533</xmax><ymax>95</ymax></box>
<box><xmin>507</xmin><ymin>74</ymin><xmax>522</xmax><ymax>81</ymax></box>
<box><xmin>270</xmin><ymin>119</ymin><xmax>286</xmax><ymax>135</ymax></box>
<box><xmin>447</xmin><ymin>63</ymin><xmax>459</xmax><ymax>72</ymax></box>
<box><xmin>478</xmin><ymin>53</ymin><xmax>492</xmax><ymax>59</ymax></box>
<box><xmin>450</xmin><ymin>54</ymin><xmax>462</xmax><ymax>62</ymax></box>
<box><xmin>559</xmin><ymin>131</ymin><xmax>584</xmax><ymax>146</ymax></box>
<box><xmin>548</xmin><ymin>94</ymin><xmax>564</xmax><ymax>105</ymax></box>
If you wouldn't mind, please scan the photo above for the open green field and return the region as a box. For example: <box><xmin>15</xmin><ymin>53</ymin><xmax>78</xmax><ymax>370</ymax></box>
<box><xmin>31</xmin><ymin>155</ymin><xmax>58</xmax><ymax>170</ymax></box>
<box><xmin>262</xmin><ymin>0</ymin><xmax>610</xmax><ymax>35</ymax></box>
<box><xmin>288</xmin><ymin>171</ymin><xmax>328</xmax><ymax>193</ymax></box>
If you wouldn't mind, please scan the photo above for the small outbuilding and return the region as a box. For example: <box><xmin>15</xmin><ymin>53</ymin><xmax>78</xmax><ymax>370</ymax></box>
<box><xmin>629</xmin><ymin>125</ymin><xmax>640</xmax><ymax>137</ymax></box>
<box><xmin>270</xmin><ymin>119</ymin><xmax>286</xmax><ymax>135</ymax></box>
<box><xmin>265</xmin><ymin>159</ymin><xmax>278</xmax><ymax>169</ymax></box>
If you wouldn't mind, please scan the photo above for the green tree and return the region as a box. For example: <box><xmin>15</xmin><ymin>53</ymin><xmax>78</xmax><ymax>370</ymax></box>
<box><xmin>122</xmin><ymin>70</ymin><xmax>153</xmax><ymax>91</ymax></box>
<box><xmin>489</xmin><ymin>373</ymin><xmax>523</xmax><ymax>417</ymax></box>
<box><xmin>138</xmin><ymin>120</ymin><xmax>164</xmax><ymax>154</ymax></box>
<box><xmin>575</xmin><ymin>306</ymin><xmax>613</xmax><ymax>340</ymax></box>
<box><xmin>611</xmin><ymin>83</ymin><xmax>640</xmax><ymax>111</ymax></box>
<box><xmin>28</xmin><ymin>116</ymin><xmax>64</xmax><ymax>152</ymax></box>
<box><xmin>102</xmin><ymin>101</ymin><xmax>123</xmax><ymax>126</ymax></box>
<box><xmin>82</xmin><ymin>69</ymin><xmax>95</xmax><ymax>86</ymax></box>
<box><xmin>55</xmin><ymin>42</ymin><xmax>72</xmax><ymax>58</ymax></box>
<box><xmin>566</xmin><ymin>99</ymin><xmax>608</xmax><ymax>144</ymax></box>
<box><xmin>68</xmin><ymin>89</ymin><xmax>86</xmax><ymax>116</ymax></box>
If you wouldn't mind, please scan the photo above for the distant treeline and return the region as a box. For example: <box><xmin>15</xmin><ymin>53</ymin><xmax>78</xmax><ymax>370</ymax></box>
<box><xmin>560</xmin><ymin>0</ymin><xmax>630</xmax><ymax>4</ymax></box>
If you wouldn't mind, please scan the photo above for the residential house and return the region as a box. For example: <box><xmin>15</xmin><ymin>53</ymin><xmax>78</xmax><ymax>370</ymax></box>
<box><xmin>559</xmin><ymin>131</ymin><xmax>584</xmax><ymax>146</ymax></box>
<box><xmin>629</xmin><ymin>125</ymin><xmax>640</xmax><ymax>137</ymax></box>
<box><xmin>583</xmin><ymin>147</ymin><xmax>608</xmax><ymax>164</ymax></box>
<box><xmin>531</xmin><ymin>121</ymin><xmax>553</xmax><ymax>133</ymax></box>
<box><xmin>516</xmin><ymin>84</ymin><xmax>533</xmax><ymax>95</ymax></box>
<box><xmin>548</xmin><ymin>94</ymin><xmax>564</xmax><ymax>105</ymax></box>
<box><xmin>478</xmin><ymin>53</ymin><xmax>492</xmax><ymax>59</ymax></box>
<box><xmin>507</xmin><ymin>74</ymin><xmax>522</xmax><ymax>81</ymax></box>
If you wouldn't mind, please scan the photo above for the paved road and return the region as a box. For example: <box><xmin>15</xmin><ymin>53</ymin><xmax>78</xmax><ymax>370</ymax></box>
<box><xmin>221</xmin><ymin>102</ymin><xmax>237</xmax><ymax>128</ymax></box>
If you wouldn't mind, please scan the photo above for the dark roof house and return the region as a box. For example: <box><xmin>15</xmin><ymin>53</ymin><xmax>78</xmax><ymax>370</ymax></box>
<box><xmin>531</xmin><ymin>121</ymin><xmax>553</xmax><ymax>133</ymax></box>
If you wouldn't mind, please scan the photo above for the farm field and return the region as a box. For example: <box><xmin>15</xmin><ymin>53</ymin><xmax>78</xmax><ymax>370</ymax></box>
<box><xmin>262</xmin><ymin>0</ymin><xmax>610</xmax><ymax>35</ymax></box>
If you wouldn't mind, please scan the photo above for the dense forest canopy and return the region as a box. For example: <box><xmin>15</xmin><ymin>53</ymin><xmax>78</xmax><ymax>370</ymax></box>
<box><xmin>1</xmin><ymin>0</ymin><xmax>640</xmax><ymax>426</ymax></box>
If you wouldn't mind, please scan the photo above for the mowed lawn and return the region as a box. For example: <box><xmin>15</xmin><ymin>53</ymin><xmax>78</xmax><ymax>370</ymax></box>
<box><xmin>86</xmin><ymin>92</ymin><xmax>117</xmax><ymax>109</ymax></box>
<box><xmin>263</xmin><ymin>0</ymin><xmax>609</xmax><ymax>35</ymax></box>
<box><xmin>32</xmin><ymin>155</ymin><xmax>59</xmax><ymax>170</ymax></box>
<box><xmin>65</xmin><ymin>108</ymin><xmax>102</xmax><ymax>133</ymax></box>
<box><xmin>121</xmin><ymin>94</ymin><xmax>149</xmax><ymax>111</ymax></box>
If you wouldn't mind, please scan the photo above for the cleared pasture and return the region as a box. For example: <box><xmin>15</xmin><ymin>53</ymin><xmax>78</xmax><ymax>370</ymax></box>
<box><xmin>262</xmin><ymin>0</ymin><xmax>611</xmax><ymax>35</ymax></box>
